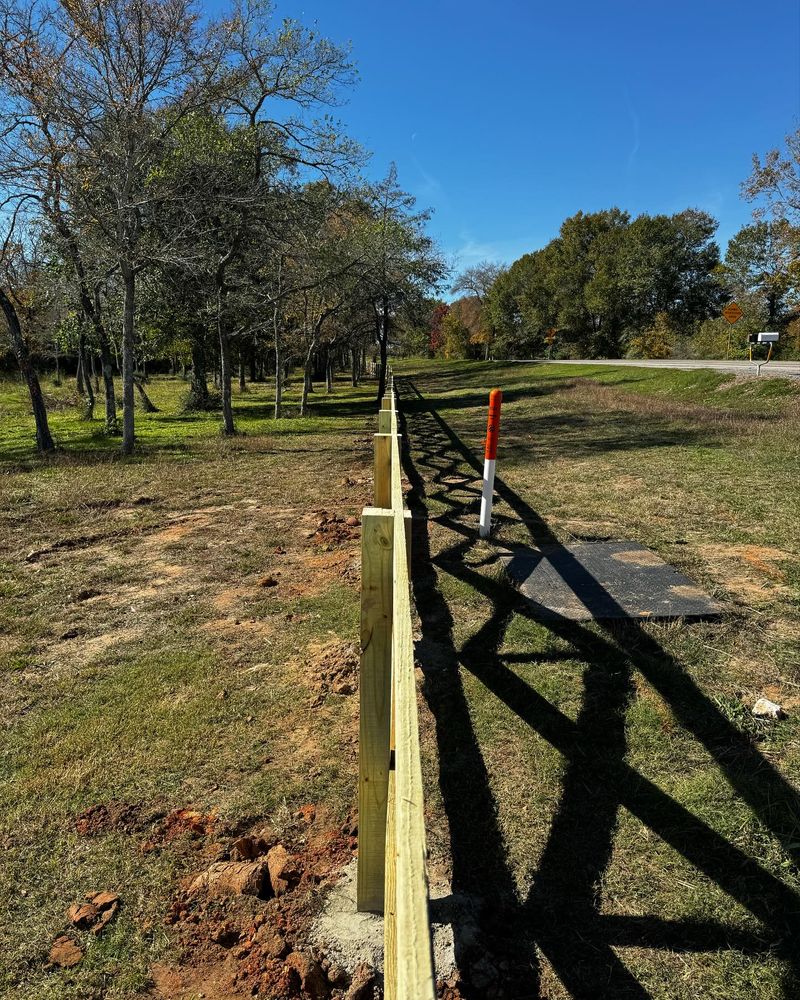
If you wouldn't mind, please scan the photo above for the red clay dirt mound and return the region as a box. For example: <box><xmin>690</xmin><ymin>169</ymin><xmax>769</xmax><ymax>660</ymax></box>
<box><xmin>75</xmin><ymin>801</ymin><xmax>148</xmax><ymax>836</ymax></box>
<box><xmin>304</xmin><ymin>640</ymin><xmax>360</xmax><ymax>704</ymax></box>
<box><xmin>307</xmin><ymin>511</ymin><xmax>361</xmax><ymax>549</ymax></box>
<box><xmin>152</xmin><ymin>805</ymin><xmax>367</xmax><ymax>999</ymax></box>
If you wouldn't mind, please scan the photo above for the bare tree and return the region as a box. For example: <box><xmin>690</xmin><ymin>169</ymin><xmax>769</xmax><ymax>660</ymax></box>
<box><xmin>0</xmin><ymin>215</ymin><xmax>55</xmax><ymax>452</ymax></box>
<box><xmin>744</xmin><ymin>127</ymin><xmax>800</xmax><ymax>225</ymax></box>
<box><xmin>0</xmin><ymin>0</ymin><xmax>224</xmax><ymax>452</ymax></box>
<box><xmin>359</xmin><ymin>165</ymin><xmax>447</xmax><ymax>401</ymax></box>
<box><xmin>199</xmin><ymin>0</ymin><xmax>359</xmax><ymax>433</ymax></box>
<box><xmin>452</xmin><ymin>260</ymin><xmax>506</xmax><ymax>359</ymax></box>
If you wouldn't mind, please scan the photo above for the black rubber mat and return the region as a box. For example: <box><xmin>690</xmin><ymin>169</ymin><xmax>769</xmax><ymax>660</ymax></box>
<box><xmin>498</xmin><ymin>540</ymin><xmax>722</xmax><ymax>621</ymax></box>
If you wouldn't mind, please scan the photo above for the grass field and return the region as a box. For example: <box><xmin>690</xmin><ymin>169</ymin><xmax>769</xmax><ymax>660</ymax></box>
<box><xmin>1</xmin><ymin>361</ymin><xmax>799</xmax><ymax>999</ymax></box>
<box><xmin>0</xmin><ymin>373</ymin><xmax>375</xmax><ymax>999</ymax></box>
<box><xmin>398</xmin><ymin>360</ymin><xmax>800</xmax><ymax>1000</ymax></box>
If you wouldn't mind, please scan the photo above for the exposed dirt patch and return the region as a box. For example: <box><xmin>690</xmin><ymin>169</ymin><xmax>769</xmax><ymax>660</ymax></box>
<box><xmin>199</xmin><ymin>616</ymin><xmax>275</xmax><ymax>640</ymax></box>
<box><xmin>158</xmin><ymin>807</ymin><xmax>218</xmax><ymax>843</ymax></box>
<box><xmin>302</xmin><ymin>640</ymin><xmax>360</xmax><ymax>704</ymax></box>
<box><xmin>273</xmin><ymin>549</ymin><xmax>360</xmax><ymax>599</ymax></box>
<box><xmin>213</xmin><ymin>586</ymin><xmax>257</xmax><ymax>612</ymax></box>
<box><xmin>762</xmin><ymin>683</ymin><xmax>800</xmax><ymax>714</ymax></box>
<box><xmin>21</xmin><ymin>625</ymin><xmax>148</xmax><ymax>681</ymax></box>
<box><xmin>75</xmin><ymin>801</ymin><xmax>149</xmax><ymax>837</ymax></box>
<box><xmin>151</xmin><ymin>807</ymin><xmax>362</xmax><ymax>999</ymax></box>
<box><xmin>149</xmin><ymin>513</ymin><xmax>212</xmax><ymax>546</ymax></box>
<box><xmin>696</xmin><ymin>543</ymin><xmax>794</xmax><ymax>603</ymax></box>
<box><xmin>307</xmin><ymin>510</ymin><xmax>361</xmax><ymax>548</ymax></box>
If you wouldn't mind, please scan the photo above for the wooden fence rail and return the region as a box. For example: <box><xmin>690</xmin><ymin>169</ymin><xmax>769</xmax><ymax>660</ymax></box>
<box><xmin>357</xmin><ymin>369</ymin><xmax>436</xmax><ymax>999</ymax></box>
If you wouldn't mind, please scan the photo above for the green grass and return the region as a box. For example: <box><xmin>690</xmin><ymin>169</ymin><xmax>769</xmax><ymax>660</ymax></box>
<box><xmin>0</xmin><ymin>372</ymin><xmax>372</xmax><ymax>467</ymax></box>
<box><xmin>0</xmin><ymin>372</ymin><xmax>373</xmax><ymax>999</ymax></box>
<box><xmin>3</xmin><ymin>360</ymin><xmax>800</xmax><ymax>998</ymax></box>
<box><xmin>399</xmin><ymin>359</ymin><xmax>800</xmax><ymax>999</ymax></box>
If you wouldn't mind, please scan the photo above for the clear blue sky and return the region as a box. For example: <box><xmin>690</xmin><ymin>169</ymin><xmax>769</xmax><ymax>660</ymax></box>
<box><xmin>277</xmin><ymin>0</ymin><xmax>799</xmax><ymax>272</ymax></box>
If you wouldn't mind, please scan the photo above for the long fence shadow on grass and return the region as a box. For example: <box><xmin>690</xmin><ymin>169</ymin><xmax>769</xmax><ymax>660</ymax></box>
<box><xmin>397</xmin><ymin>376</ymin><xmax>800</xmax><ymax>1000</ymax></box>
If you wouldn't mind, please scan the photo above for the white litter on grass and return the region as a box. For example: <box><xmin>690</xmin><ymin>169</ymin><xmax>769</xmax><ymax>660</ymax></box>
<box><xmin>752</xmin><ymin>697</ymin><xmax>785</xmax><ymax>719</ymax></box>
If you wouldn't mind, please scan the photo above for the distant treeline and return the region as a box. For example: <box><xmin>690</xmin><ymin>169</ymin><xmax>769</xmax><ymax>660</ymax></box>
<box><xmin>403</xmin><ymin>130</ymin><xmax>800</xmax><ymax>362</ymax></box>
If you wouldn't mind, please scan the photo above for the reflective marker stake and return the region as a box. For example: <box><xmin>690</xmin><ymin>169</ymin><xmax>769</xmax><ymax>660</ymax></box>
<box><xmin>479</xmin><ymin>388</ymin><xmax>502</xmax><ymax>538</ymax></box>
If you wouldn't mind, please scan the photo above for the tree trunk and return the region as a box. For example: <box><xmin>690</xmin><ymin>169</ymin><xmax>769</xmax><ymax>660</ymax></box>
<box><xmin>97</xmin><ymin>325</ymin><xmax>119</xmax><ymax>435</ymax></box>
<box><xmin>217</xmin><ymin>283</ymin><xmax>236</xmax><ymax>435</ymax></box>
<box><xmin>239</xmin><ymin>345</ymin><xmax>247</xmax><ymax>392</ymax></box>
<box><xmin>78</xmin><ymin>330</ymin><xmax>95</xmax><ymax>419</ymax></box>
<box><xmin>351</xmin><ymin>347</ymin><xmax>359</xmax><ymax>387</ymax></box>
<box><xmin>768</xmin><ymin>292</ymin><xmax>778</xmax><ymax>326</ymax></box>
<box><xmin>249</xmin><ymin>344</ymin><xmax>257</xmax><ymax>383</ymax></box>
<box><xmin>187</xmin><ymin>336</ymin><xmax>211</xmax><ymax>409</ymax></box>
<box><xmin>0</xmin><ymin>286</ymin><xmax>55</xmax><ymax>452</ymax></box>
<box><xmin>326</xmin><ymin>350</ymin><xmax>333</xmax><ymax>393</ymax></box>
<box><xmin>376</xmin><ymin>296</ymin><xmax>389</xmax><ymax>403</ymax></box>
<box><xmin>134</xmin><ymin>377</ymin><xmax>159</xmax><ymax>412</ymax></box>
<box><xmin>300</xmin><ymin>338</ymin><xmax>318</xmax><ymax>417</ymax></box>
<box><xmin>274</xmin><ymin>309</ymin><xmax>283</xmax><ymax>420</ymax></box>
<box><xmin>53</xmin><ymin>205</ymin><xmax>110</xmax><ymax>419</ymax></box>
<box><xmin>121</xmin><ymin>263</ymin><xmax>136</xmax><ymax>454</ymax></box>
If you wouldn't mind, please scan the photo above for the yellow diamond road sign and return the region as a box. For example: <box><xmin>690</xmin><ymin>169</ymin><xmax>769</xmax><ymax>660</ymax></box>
<box><xmin>722</xmin><ymin>302</ymin><xmax>743</xmax><ymax>324</ymax></box>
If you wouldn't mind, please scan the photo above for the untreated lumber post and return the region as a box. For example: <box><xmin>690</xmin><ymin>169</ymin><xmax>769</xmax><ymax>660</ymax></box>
<box><xmin>358</xmin><ymin>508</ymin><xmax>394</xmax><ymax>912</ymax></box>
<box><xmin>374</xmin><ymin>434</ymin><xmax>391</xmax><ymax>508</ymax></box>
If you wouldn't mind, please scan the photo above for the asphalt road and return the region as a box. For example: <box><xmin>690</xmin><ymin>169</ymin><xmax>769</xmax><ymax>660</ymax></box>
<box><xmin>506</xmin><ymin>358</ymin><xmax>800</xmax><ymax>378</ymax></box>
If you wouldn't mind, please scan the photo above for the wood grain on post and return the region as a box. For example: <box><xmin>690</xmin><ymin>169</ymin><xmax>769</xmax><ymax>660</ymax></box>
<box><xmin>389</xmin><ymin>431</ymin><xmax>436</xmax><ymax>999</ymax></box>
<box><xmin>384</xmin><ymin>767</ymin><xmax>397</xmax><ymax>1000</ymax></box>
<box><xmin>378</xmin><ymin>409</ymin><xmax>392</xmax><ymax>434</ymax></box>
<box><xmin>374</xmin><ymin>434</ymin><xmax>391</xmax><ymax>509</ymax></box>
<box><xmin>357</xmin><ymin>507</ymin><xmax>393</xmax><ymax>913</ymax></box>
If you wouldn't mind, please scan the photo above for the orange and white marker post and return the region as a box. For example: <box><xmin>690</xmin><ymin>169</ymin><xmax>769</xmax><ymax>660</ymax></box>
<box><xmin>479</xmin><ymin>388</ymin><xmax>502</xmax><ymax>538</ymax></box>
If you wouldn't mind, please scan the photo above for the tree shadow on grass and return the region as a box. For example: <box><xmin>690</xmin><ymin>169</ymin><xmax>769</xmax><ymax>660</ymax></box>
<box><xmin>398</xmin><ymin>375</ymin><xmax>800</xmax><ymax>999</ymax></box>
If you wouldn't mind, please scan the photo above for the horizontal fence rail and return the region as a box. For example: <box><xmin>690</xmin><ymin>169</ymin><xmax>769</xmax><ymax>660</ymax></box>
<box><xmin>358</xmin><ymin>370</ymin><xmax>435</xmax><ymax>1000</ymax></box>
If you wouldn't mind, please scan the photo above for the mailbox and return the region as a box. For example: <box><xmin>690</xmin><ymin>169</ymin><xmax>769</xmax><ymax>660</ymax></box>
<box><xmin>757</xmin><ymin>332</ymin><xmax>779</xmax><ymax>344</ymax></box>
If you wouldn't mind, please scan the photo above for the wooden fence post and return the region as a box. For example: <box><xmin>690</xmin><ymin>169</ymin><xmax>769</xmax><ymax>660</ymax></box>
<box><xmin>358</xmin><ymin>508</ymin><xmax>393</xmax><ymax>912</ymax></box>
<box><xmin>384</xmin><ymin>767</ymin><xmax>397</xmax><ymax>999</ymax></box>
<box><xmin>378</xmin><ymin>409</ymin><xmax>392</xmax><ymax>434</ymax></box>
<box><xmin>374</xmin><ymin>434</ymin><xmax>391</xmax><ymax>508</ymax></box>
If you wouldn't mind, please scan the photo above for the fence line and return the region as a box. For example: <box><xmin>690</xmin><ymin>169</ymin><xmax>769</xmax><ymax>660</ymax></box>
<box><xmin>357</xmin><ymin>369</ymin><xmax>436</xmax><ymax>999</ymax></box>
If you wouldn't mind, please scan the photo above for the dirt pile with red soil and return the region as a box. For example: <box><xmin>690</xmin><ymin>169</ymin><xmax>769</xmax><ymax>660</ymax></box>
<box><xmin>307</xmin><ymin>511</ymin><xmax>361</xmax><ymax>549</ymax></box>
<box><xmin>75</xmin><ymin>800</ymin><xmax>150</xmax><ymax>836</ymax></box>
<box><xmin>48</xmin><ymin>891</ymin><xmax>122</xmax><ymax>969</ymax></box>
<box><xmin>304</xmin><ymin>641</ymin><xmax>360</xmax><ymax>705</ymax></box>
<box><xmin>152</xmin><ymin>805</ymin><xmax>376</xmax><ymax>999</ymax></box>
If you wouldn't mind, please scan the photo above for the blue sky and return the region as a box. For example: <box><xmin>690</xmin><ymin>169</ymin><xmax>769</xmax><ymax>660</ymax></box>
<box><xmin>276</xmin><ymin>0</ymin><xmax>799</xmax><ymax>272</ymax></box>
